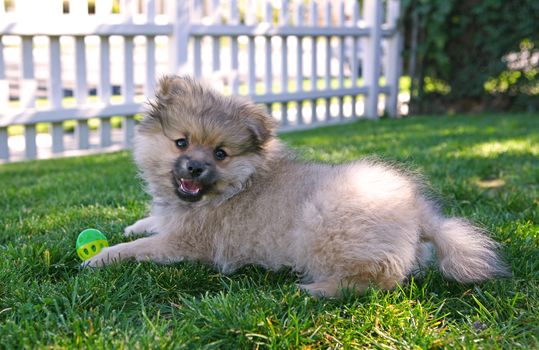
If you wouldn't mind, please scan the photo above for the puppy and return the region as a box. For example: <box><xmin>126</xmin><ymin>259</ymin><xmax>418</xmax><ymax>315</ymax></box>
<box><xmin>86</xmin><ymin>76</ymin><xmax>509</xmax><ymax>297</ymax></box>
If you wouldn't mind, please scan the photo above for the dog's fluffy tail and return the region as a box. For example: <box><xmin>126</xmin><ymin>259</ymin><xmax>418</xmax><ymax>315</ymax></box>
<box><xmin>419</xmin><ymin>200</ymin><xmax>510</xmax><ymax>283</ymax></box>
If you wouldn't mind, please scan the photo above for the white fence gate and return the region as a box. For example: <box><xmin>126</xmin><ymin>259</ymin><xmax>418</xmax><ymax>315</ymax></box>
<box><xmin>0</xmin><ymin>0</ymin><xmax>402</xmax><ymax>163</ymax></box>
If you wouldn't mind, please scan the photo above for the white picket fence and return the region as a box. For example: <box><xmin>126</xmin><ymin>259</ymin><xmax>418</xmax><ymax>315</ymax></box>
<box><xmin>0</xmin><ymin>0</ymin><xmax>402</xmax><ymax>163</ymax></box>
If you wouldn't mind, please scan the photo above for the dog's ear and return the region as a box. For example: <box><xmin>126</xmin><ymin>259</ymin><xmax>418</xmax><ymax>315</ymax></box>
<box><xmin>242</xmin><ymin>103</ymin><xmax>278</xmax><ymax>146</ymax></box>
<box><xmin>143</xmin><ymin>75</ymin><xmax>189</xmax><ymax>132</ymax></box>
<box><xmin>145</xmin><ymin>75</ymin><xmax>203</xmax><ymax>129</ymax></box>
<box><xmin>155</xmin><ymin>75</ymin><xmax>199</xmax><ymax>103</ymax></box>
<box><xmin>156</xmin><ymin>75</ymin><xmax>176</xmax><ymax>101</ymax></box>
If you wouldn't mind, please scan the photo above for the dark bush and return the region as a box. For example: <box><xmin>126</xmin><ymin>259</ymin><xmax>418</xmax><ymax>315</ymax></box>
<box><xmin>402</xmin><ymin>0</ymin><xmax>539</xmax><ymax>113</ymax></box>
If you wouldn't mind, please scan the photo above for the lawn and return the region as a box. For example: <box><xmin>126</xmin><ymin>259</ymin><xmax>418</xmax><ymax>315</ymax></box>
<box><xmin>0</xmin><ymin>113</ymin><xmax>537</xmax><ymax>349</ymax></box>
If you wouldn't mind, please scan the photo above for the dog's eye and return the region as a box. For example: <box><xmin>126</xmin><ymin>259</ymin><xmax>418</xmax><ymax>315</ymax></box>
<box><xmin>214</xmin><ymin>148</ymin><xmax>227</xmax><ymax>161</ymax></box>
<box><xmin>175</xmin><ymin>138</ymin><xmax>188</xmax><ymax>149</ymax></box>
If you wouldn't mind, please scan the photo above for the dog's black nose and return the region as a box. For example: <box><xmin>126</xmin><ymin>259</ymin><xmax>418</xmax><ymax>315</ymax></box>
<box><xmin>187</xmin><ymin>160</ymin><xmax>205</xmax><ymax>178</ymax></box>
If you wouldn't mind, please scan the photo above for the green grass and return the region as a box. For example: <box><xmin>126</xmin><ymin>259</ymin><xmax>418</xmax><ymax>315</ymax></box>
<box><xmin>1</xmin><ymin>113</ymin><xmax>538</xmax><ymax>348</ymax></box>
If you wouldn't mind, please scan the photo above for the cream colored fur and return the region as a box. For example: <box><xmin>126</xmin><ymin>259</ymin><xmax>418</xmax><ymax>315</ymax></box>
<box><xmin>85</xmin><ymin>76</ymin><xmax>509</xmax><ymax>297</ymax></box>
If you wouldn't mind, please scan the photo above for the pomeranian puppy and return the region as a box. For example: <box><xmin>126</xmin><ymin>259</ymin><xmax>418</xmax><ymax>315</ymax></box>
<box><xmin>86</xmin><ymin>76</ymin><xmax>509</xmax><ymax>297</ymax></box>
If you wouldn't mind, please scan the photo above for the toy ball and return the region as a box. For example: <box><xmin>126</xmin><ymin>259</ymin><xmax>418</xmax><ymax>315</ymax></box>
<box><xmin>76</xmin><ymin>228</ymin><xmax>109</xmax><ymax>261</ymax></box>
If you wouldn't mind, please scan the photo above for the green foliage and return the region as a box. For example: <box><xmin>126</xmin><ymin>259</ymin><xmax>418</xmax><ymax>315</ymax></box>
<box><xmin>1</xmin><ymin>114</ymin><xmax>538</xmax><ymax>348</ymax></box>
<box><xmin>403</xmin><ymin>0</ymin><xmax>539</xmax><ymax>113</ymax></box>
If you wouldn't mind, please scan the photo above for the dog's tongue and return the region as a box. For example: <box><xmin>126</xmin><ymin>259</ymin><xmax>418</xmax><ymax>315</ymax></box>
<box><xmin>180</xmin><ymin>179</ymin><xmax>202</xmax><ymax>195</ymax></box>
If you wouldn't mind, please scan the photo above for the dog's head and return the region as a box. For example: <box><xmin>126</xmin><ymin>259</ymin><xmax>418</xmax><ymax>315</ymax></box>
<box><xmin>134</xmin><ymin>76</ymin><xmax>279</xmax><ymax>206</ymax></box>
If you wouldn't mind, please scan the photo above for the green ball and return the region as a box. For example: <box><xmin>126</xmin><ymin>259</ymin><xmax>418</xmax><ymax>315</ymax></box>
<box><xmin>76</xmin><ymin>228</ymin><xmax>109</xmax><ymax>261</ymax></box>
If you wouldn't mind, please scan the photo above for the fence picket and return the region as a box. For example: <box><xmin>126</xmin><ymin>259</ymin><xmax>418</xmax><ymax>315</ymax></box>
<box><xmin>48</xmin><ymin>36</ymin><xmax>63</xmax><ymax>108</ymax></box>
<box><xmin>338</xmin><ymin>96</ymin><xmax>344</xmax><ymax>120</ymax></box>
<box><xmin>311</xmin><ymin>99</ymin><xmax>317</xmax><ymax>123</ymax></box>
<box><xmin>338</xmin><ymin>0</ymin><xmax>345</xmax><ymax>120</ymax></box>
<box><xmin>76</xmin><ymin>121</ymin><xmax>90</xmax><ymax>150</ymax></box>
<box><xmin>0</xmin><ymin>33</ymin><xmax>8</xmax><ymax>111</ymax></box>
<box><xmin>294</xmin><ymin>4</ymin><xmax>304</xmax><ymax>125</ymax></box>
<box><xmin>74</xmin><ymin>35</ymin><xmax>90</xmax><ymax>150</ymax></box>
<box><xmin>24</xmin><ymin>124</ymin><xmax>37</xmax><ymax>159</ymax></box>
<box><xmin>246</xmin><ymin>2</ymin><xmax>256</xmax><ymax>95</ymax></box>
<box><xmin>74</xmin><ymin>37</ymin><xmax>87</xmax><ymax>104</ymax></box>
<box><xmin>144</xmin><ymin>0</ymin><xmax>155</xmax><ymax>19</ymax></box>
<box><xmin>145</xmin><ymin>0</ymin><xmax>156</xmax><ymax>97</ymax></box>
<box><xmin>51</xmin><ymin>122</ymin><xmax>64</xmax><ymax>154</ymax></box>
<box><xmin>145</xmin><ymin>36</ymin><xmax>156</xmax><ymax>96</ymax></box>
<box><xmin>168</xmin><ymin>0</ymin><xmax>189</xmax><ymax>74</ymax></box>
<box><xmin>351</xmin><ymin>1</ymin><xmax>360</xmax><ymax>87</ymax></box>
<box><xmin>71</xmin><ymin>0</ymin><xmax>88</xmax><ymax>155</ymax></box>
<box><xmin>193</xmin><ymin>36</ymin><xmax>202</xmax><ymax>78</ymax></box>
<box><xmin>280</xmin><ymin>0</ymin><xmax>288</xmax><ymax>25</ymax></box>
<box><xmin>324</xmin><ymin>1</ymin><xmax>332</xmax><ymax>121</ymax></box>
<box><xmin>123</xmin><ymin>116</ymin><xmax>135</xmax><ymax>147</ymax></box>
<box><xmin>324</xmin><ymin>1</ymin><xmax>331</xmax><ymax>89</ymax></box>
<box><xmin>21</xmin><ymin>36</ymin><xmax>36</xmax><ymax>109</ymax></box>
<box><xmin>309</xmin><ymin>3</ymin><xmax>318</xmax><ymax>125</ymax></box>
<box><xmin>264</xmin><ymin>1</ymin><xmax>273</xmax><ymax>94</ymax></box>
<box><xmin>211</xmin><ymin>0</ymin><xmax>221</xmax><ymax>73</ymax></box>
<box><xmin>281</xmin><ymin>102</ymin><xmax>288</xmax><ymax>126</ymax></box>
<box><xmin>338</xmin><ymin>1</ymin><xmax>345</xmax><ymax>89</ymax></box>
<box><xmin>100</xmin><ymin>118</ymin><xmax>112</xmax><ymax>147</ymax></box>
<box><xmin>99</xmin><ymin>35</ymin><xmax>112</xmax><ymax>147</ymax></box>
<box><xmin>280</xmin><ymin>0</ymin><xmax>290</xmax><ymax>132</ymax></box>
<box><xmin>280</xmin><ymin>37</ymin><xmax>288</xmax><ymax>93</ymax></box>
<box><xmin>230</xmin><ymin>37</ymin><xmax>239</xmax><ymax>93</ymax></box>
<box><xmin>325</xmin><ymin>97</ymin><xmax>331</xmax><ymax>121</ymax></box>
<box><xmin>124</xmin><ymin>36</ymin><xmax>135</xmax><ymax>103</ymax></box>
<box><xmin>310</xmin><ymin>1</ymin><xmax>317</xmax><ymax>93</ymax></box>
<box><xmin>230</xmin><ymin>0</ymin><xmax>239</xmax><ymax>93</ymax></box>
<box><xmin>99</xmin><ymin>36</ymin><xmax>111</xmax><ymax>102</ymax></box>
<box><xmin>295</xmin><ymin>3</ymin><xmax>303</xmax><ymax>92</ymax></box>
<box><xmin>248</xmin><ymin>36</ymin><xmax>256</xmax><ymax>94</ymax></box>
<box><xmin>351</xmin><ymin>1</ymin><xmax>360</xmax><ymax>118</ymax></box>
<box><xmin>280</xmin><ymin>37</ymin><xmax>289</xmax><ymax>124</ymax></box>
<box><xmin>0</xmin><ymin>128</ymin><xmax>8</xmax><ymax>160</ymax></box>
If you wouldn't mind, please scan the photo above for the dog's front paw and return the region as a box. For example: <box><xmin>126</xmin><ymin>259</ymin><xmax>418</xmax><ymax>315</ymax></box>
<box><xmin>123</xmin><ymin>219</ymin><xmax>156</xmax><ymax>237</ymax></box>
<box><xmin>83</xmin><ymin>246</ymin><xmax>123</xmax><ymax>267</ymax></box>
<box><xmin>124</xmin><ymin>224</ymin><xmax>138</xmax><ymax>237</ymax></box>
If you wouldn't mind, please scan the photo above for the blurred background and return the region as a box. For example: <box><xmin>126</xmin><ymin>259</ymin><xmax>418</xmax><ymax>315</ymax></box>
<box><xmin>0</xmin><ymin>0</ymin><xmax>537</xmax><ymax>162</ymax></box>
<box><xmin>401</xmin><ymin>0</ymin><xmax>538</xmax><ymax>114</ymax></box>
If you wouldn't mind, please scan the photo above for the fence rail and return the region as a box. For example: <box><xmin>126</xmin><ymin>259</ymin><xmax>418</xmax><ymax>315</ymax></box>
<box><xmin>0</xmin><ymin>0</ymin><xmax>403</xmax><ymax>163</ymax></box>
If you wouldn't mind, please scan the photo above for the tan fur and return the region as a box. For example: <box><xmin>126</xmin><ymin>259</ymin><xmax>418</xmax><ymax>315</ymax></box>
<box><xmin>85</xmin><ymin>76</ymin><xmax>510</xmax><ymax>297</ymax></box>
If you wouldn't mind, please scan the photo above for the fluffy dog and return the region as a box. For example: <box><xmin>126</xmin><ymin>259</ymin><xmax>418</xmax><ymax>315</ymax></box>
<box><xmin>86</xmin><ymin>76</ymin><xmax>509</xmax><ymax>297</ymax></box>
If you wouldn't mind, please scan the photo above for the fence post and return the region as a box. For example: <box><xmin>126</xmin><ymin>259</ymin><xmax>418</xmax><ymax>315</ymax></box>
<box><xmin>168</xmin><ymin>0</ymin><xmax>190</xmax><ymax>75</ymax></box>
<box><xmin>363</xmin><ymin>0</ymin><xmax>382</xmax><ymax>119</ymax></box>
<box><xmin>385</xmin><ymin>0</ymin><xmax>402</xmax><ymax>117</ymax></box>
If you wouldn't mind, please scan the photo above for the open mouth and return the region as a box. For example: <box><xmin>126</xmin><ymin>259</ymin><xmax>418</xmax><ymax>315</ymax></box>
<box><xmin>179</xmin><ymin>178</ymin><xmax>203</xmax><ymax>195</ymax></box>
<box><xmin>174</xmin><ymin>177</ymin><xmax>205</xmax><ymax>202</ymax></box>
